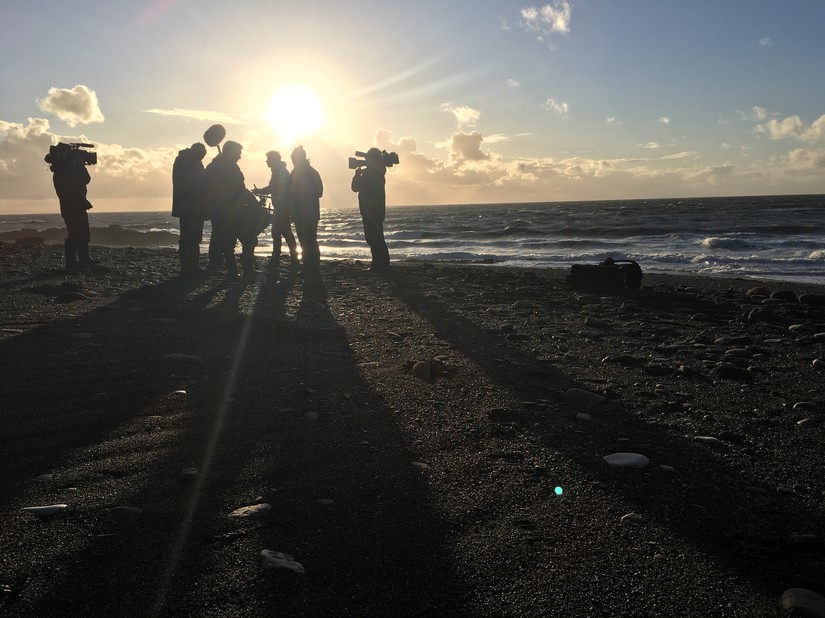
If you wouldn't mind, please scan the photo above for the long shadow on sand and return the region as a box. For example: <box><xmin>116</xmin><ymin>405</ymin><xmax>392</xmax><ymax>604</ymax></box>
<box><xmin>385</xmin><ymin>263</ymin><xmax>825</xmax><ymax>613</ymax></box>
<box><xmin>0</xmin><ymin>266</ymin><xmax>472</xmax><ymax>616</ymax></box>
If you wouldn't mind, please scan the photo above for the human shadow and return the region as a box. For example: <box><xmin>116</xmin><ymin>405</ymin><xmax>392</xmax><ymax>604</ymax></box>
<box><xmin>2</xmin><ymin>263</ymin><xmax>472</xmax><ymax>616</ymax></box>
<box><xmin>383</xmin><ymin>263</ymin><xmax>825</xmax><ymax>610</ymax></box>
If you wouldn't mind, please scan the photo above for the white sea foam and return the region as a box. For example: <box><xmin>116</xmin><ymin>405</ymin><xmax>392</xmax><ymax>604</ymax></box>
<box><xmin>701</xmin><ymin>237</ymin><xmax>757</xmax><ymax>250</ymax></box>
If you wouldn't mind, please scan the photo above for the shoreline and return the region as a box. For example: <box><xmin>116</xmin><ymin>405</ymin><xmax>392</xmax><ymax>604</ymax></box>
<box><xmin>2</xmin><ymin>240</ymin><xmax>824</xmax><ymax>288</ymax></box>
<box><xmin>2</xmin><ymin>244</ymin><xmax>824</xmax><ymax>616</ymax></box>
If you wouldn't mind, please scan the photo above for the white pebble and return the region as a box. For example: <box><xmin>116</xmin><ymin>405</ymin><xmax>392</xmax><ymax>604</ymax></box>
<box><xmin>228</xmin><ymin>503</ymin><xmax>272</xmax><ymax>519</ymax></box>
<box><xmin>621</xmin><ymin>512</ymin><xmax>645</xmax><ymax>524</ymax></box>
<box><xmin>21</xmin><ymin>504</ymin><xmax>67</xmax><ymax>518</ymax></box>
<box><xmin>694</xmin><ymin>436</ymin><xmax>723</xmax><ymax>446</ymax></box>
<box><xmin>260</xmin><ymin>550</ymin><xmax>305</xmax><ymax>574</ymax></box>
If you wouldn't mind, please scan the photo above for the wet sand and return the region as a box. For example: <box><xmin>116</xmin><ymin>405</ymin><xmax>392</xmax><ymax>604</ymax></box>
<box><xmin>1</xmin><ymin>243</ymin><xmax>824</xmax><ymax>617</ymax></box>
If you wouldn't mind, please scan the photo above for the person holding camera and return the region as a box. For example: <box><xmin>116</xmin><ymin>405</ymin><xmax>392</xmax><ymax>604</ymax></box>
<box><xmin>351</xmin><ymin>148</ymin><xmax>391</xmax><ymax>273</ymax></box>
<box><xmin>289</xmin><ymin>145</ymin><xmax>323</xmax><ymax>274</ymax></box>
<box><xmin>45</xmin><ymin>143</ymin><xmax>98</xmax><ymax>270</ymax></box>
<box><xmin>253</xmin><ymin>150</ymin><xmax>298</xmax><ymax>272</ymax></box>
<box><xmin>172</xmin><ymin>142</ymin><xmax>208</xmax><ymax>277</ymax></box>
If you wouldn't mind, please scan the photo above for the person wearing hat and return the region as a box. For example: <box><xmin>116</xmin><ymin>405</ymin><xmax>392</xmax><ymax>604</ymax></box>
<box><xmin>288</xmin><ymin>145</ymin><xmax>323</xmax><ymax>274</ymax></box>
<box><xmin>351</xmin><ymin>147</ymin><xmax>390</xmax><ymax>273</ymax></box>
<box><xmin>172</xmin><ymin>142</ymin><xmax>208</xmax><ymax>276</ymax></box>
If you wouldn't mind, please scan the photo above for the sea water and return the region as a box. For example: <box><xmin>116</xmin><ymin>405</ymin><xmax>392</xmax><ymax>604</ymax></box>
<box><xmin>1</xmin><ymin>195</ymin><xmax>823</xmax><ymax>284</ymax></box>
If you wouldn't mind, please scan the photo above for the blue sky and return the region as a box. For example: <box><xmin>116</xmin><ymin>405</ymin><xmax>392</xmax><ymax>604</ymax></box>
<box><xmin>1</xmin><ymin>0</ymin><xmax>824</xmax><ymax>213</ymax></box>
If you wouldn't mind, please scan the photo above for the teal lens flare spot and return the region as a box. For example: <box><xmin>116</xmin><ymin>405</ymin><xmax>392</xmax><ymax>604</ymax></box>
<box><xmin>554</xmin><ymin>486</ymin><xmax>563</xmax><ymax>495</ymax></box>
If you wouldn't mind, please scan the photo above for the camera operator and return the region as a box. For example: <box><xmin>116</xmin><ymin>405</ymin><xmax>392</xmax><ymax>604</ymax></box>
<box><xmin>172</xmin><ymin>142</ymin><xmax>208</xmax><ymax>277</ymax></box>
<box><xmin>351</xmin><ymin>148</ymin><xmax>390</xmax><ymax>273</ymax></box>
<box><xmin>45</xmin><ymin>144</ymin><xmax>98</xmax><ymax>269</ymax></box>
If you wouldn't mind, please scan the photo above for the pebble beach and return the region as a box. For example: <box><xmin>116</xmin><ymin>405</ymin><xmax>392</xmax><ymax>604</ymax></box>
<box><xmin>1</xmin><ymin>243</ymin><xmax>824</xmax><ymax>617</ymax></box>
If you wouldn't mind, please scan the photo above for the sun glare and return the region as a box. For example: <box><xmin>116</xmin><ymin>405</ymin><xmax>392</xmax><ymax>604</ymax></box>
<box><xmin>265</xmin><ymin>85</ymin><xmax>324</xmax><ymax>145</ymax></box>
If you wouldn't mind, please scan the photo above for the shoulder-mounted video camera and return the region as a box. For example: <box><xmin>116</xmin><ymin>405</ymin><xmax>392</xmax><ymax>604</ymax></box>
<box><xmin>348</xmin><ymin>149</ymin><xmax>399</xmax><ymax>169</ymax></box>
<box><xmin>44</xmin><ymin>142</ymin><xmax>97</xmax><ymax>167</ymax></box>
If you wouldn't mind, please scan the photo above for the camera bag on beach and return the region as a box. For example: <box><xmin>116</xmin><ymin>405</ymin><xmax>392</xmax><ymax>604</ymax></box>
<box><xmin>567</xmin><ymin>257</ymin><xmax>643</xmax><ymax>294</ymax></box>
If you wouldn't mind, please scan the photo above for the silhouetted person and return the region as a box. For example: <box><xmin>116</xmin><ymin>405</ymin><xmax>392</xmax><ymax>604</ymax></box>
<box><xmin>254</xmin><ymin>150</ymin><xmax>297</xmax><ymax>271</ymax></box>
<box><xmin>204</xmin><ymin>140</ymin><xmax>262</xmax><ymax>279</ymax></box>
<box><xmin>172</xmin><ymin>142</ymin><xmax>207</xmax><ymax>276</ymax></box>
<box><xmin>289</xmin><ymin>145</ymin><xmax>323</xmax><ymax>273</ymax></box>
<box><xmin>45</xmin><ymin>145</ymin><xmax>97</xmax><ymax>270</ymax></box>
<box><xmin>351</xmin><ymin>148</ymin><xmax>390</xmax><ymax>273</ymax></box>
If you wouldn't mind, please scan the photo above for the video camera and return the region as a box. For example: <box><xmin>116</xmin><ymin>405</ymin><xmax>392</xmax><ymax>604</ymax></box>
<box><xmin>44</xmin><ymin>142</ymin><xmax>98</xmax><ymax>167</ymax></box>
<box><xmin>348</xmin><ymin>149</ymin><xmax>399</xmax><ymax>170</ymax></box>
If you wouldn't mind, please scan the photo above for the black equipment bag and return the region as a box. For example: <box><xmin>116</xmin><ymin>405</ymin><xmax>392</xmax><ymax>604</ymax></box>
<box><xmin>237</xmin><ymin>190</ymin><xmax>271</xmax><ymax>236</ymax></box>
<box><xmin>567</xmin><ymin>257</ymin><xmax>643</xmax><ymax>294</ymax></box>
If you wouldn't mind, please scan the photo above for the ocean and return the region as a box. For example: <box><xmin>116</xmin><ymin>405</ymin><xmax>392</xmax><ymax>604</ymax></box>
<box><xmin>1</xmin><ymin>195</ymin><xmax>823</xmax><ymax>284</ymax></box>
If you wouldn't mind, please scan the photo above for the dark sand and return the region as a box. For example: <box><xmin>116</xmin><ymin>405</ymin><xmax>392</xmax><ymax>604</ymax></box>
<box><xmin>1</xmin><ymin>243</ymin><xmax>824</xmax><ymax>617</ymax></box>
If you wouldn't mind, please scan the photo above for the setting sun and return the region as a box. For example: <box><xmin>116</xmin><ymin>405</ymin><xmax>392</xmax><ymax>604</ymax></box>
<box><xmin>265</xmin><ymin>85</ymin><xmax>324</xmax><ymax>146</ymax></box>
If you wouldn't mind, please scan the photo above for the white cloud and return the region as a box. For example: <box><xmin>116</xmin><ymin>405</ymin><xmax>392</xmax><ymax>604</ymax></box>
<box><xmin>753</xmin><ymin>115</ymin><xmax>803</xmax><ymax>140</ymax></box>
<box><xmin>521</xmin><ymin>1</ymin><xmax>572</xmax><ymax>34</ymax></box>
<box><xmin>657</xmin><ymin>116</ymin><xmax>670</xmax><ymax>125</ymax></box>
<box><xmin>373</xmin><ymin>128</ymin><xmax>417</xmax><ymax>154</ymax></box>
<box><xmin>784</xmin><ymin>148</ymin><xmax>825</xmax><ymax>173</ymax></box>
<box><xmin>145</xmin><ymin>108</ymin><xmax>244</xmax><ymax>124</ymax></box>
<box><xmin>483</xmin><ymin>134</ymin><xmax>512</xmax><ymax>144</ymax></box>
<box><xmin>759</xmin><ymin>37</ymin><xmax>775</xmax><ymax>47</ymax></box>
<box><xmin>36</xmin><ymin>85</ymin><xmax>104</xmax><ymax>127</ymax></box>
<box><xmin>805</xmin><ymin>115</ymin><xmax>825</xmax><ymax>142</ymax></box>
<box><xmin>640</xmin><ymin>142</ymin><xmax>660</xmax><ymax>149</ymax></box>
<box><xmin>606</xmin><ymin>116</ymin><xmax>617</xmax><ymax>125</ymax></box>
<box><xmin>659</xmin><ymin>151</ymin><xmax>698</xmax><ymax>160</ymax></box>
<box><xmin>542</xmin><ymin>98</ymin><xmax>569</xmax><ymax>118</ymax></box>
<box><xmin>443</xmin><ymin>131</ymin><xmax>490</xmax><ymax>162</ymax></box>
<box><xmin>0</xmin><ymin>118</ymin><xmax>61</xmax><ymax>199</ymax></box>
<box><xmin>682</xmin><ymin>164</ymin><xmax>735</xmax><ymax>185</ymax></box>
<box><xmin>738</xmin><ymin>106</ymin><xmax>769</xmax><ymax>122</ymax></box>
<box><xmin>753</xmin><ymin>113</ymin><xmax>825</xmax><ymax>142</ymax></box>
<box><xmin>440</xmin><ymin>103</ymin><xmax>481</xmax><ymax>129</ymax></box>
<box><xmin>505</xmin><ymin>78</ymin><xmax>520</xmax><ymax>88</ymax></box>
